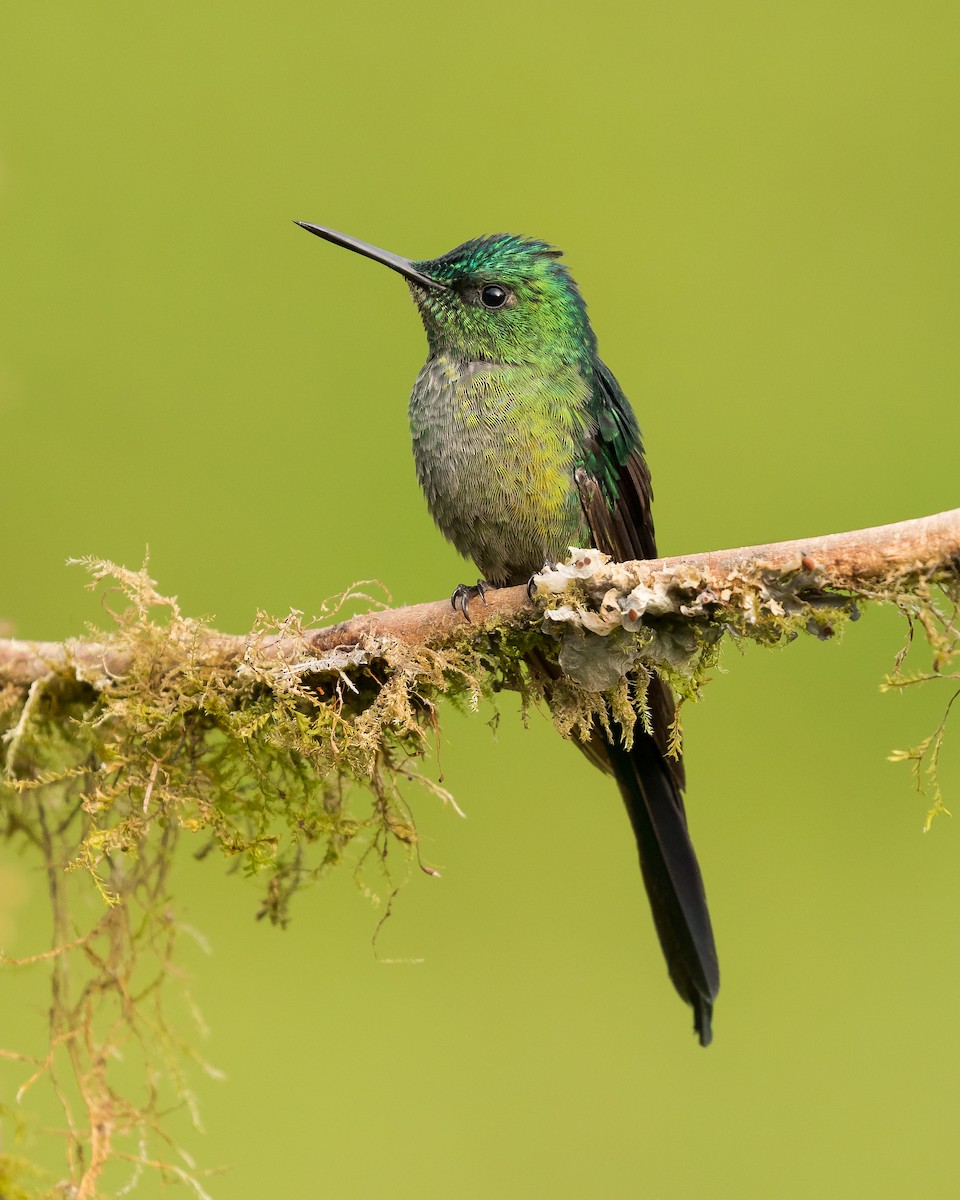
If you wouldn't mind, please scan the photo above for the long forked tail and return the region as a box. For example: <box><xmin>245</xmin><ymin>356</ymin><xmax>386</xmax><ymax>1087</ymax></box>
<box><xmin>603</xmin><ymin>727</ymin><xmax>720</xmax><ymax>1046</ymax></box>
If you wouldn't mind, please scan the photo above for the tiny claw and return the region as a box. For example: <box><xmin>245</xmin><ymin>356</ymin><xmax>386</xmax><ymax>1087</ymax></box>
<box><xmin>450</xmin><ymin>580</ymin><xmax>489</xmax><ymax>621</ymax></box>
<box><xmin>526</xmin><ymin>560</ymin><xmax>555</xmax><ymax>600</ymax></box>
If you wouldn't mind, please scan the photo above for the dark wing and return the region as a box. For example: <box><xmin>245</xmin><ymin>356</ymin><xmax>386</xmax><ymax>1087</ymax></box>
<box><xmin>576</xmin><ymin>359</ymin><xmax>658</xmax><ymax>564</ymax></box>
<box><xmin>574</xmin><ymin>358</ymin><xmax>719</xmax><ymax>1046</ymax></box>
<box><xmin>575</xmin><ymin>359</ymin><xmax>681</xmax><ymax>784</ymax></box>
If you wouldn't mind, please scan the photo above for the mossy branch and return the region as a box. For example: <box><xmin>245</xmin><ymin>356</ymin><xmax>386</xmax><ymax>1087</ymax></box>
<box><xmin>3</xmin><ymin>506</ymin><xmax>958</xmax><ymax>688</ymax></box>
<box><xmin>0</xmin><ymin>506</ymin><xmax>958</xmax><ymax>1197</ymax></box>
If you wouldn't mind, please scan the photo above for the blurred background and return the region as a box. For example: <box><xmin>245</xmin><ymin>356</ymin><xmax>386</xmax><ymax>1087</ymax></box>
<box><xmin>2</xmin><ymin>2</ymin><xmax>959</xmax><ymax>1196</ymax></box>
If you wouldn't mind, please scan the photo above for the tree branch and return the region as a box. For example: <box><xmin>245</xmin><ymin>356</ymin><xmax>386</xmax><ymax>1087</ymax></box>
<box><xmin>1</xmin><ymin>507</ymin><xmax>958</xmax><ymax>689</ymax></box>
<box><xmin>2</xmin><ymin>507</ymin><xmax>958</xmax><ymax>1198</ymax></box>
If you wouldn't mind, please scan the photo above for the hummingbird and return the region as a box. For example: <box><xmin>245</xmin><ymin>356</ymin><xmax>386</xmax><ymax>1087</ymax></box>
<box><xmin>297</xmin><ymin>222</ymin><xmax>720</xmax><ymax>1045</ymax></box>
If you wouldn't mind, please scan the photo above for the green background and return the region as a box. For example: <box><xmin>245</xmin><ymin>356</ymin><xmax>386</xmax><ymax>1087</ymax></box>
<box><xmin>2</xmin><ymin>2</ymin><xmax>959</xmax><ymax>1196</ymax></box>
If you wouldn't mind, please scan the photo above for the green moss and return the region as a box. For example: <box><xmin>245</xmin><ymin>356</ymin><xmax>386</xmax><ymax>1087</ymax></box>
<box><xmin>0</xmin><ymin>1152</ymin><xmax>47</xmax><ymax>1200</ymax></box>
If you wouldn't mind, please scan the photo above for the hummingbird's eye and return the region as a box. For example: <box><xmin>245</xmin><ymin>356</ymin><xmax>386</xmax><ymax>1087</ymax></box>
<box><xmin>479</xmin><ymin>284</ymin><xmax>509</xmax><ymax>310</ymax></box>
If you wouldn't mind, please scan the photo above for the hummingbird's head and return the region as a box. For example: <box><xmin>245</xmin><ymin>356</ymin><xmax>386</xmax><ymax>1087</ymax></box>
<box><xmin>409</xmin><ymin>234</ymin><xmax>596</xmax><ymax>365</ymax></box>
<box><xmin>296</xmin><ymin>223</ymin><xmax>597</xmax><ymax>366</ymax></box>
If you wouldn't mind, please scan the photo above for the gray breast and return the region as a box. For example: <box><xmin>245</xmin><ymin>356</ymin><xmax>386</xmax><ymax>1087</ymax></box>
<box><xmin>407</xmin><ymin>356</ymin><xmax>588</xmax><ymax>585</ymax></box>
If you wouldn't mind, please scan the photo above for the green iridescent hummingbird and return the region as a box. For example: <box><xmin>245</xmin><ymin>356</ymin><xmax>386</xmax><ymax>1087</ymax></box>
<box><xmin>297</xmin><ymin>221</ymin><xmax>720</xmax><ymax>1045</ymax></box>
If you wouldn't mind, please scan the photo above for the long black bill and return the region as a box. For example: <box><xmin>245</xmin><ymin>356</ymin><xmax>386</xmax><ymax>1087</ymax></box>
<box><xmin>295</xmin><ymin>222</ymin><xmax>446</xmax><ymax>291</ymax></box>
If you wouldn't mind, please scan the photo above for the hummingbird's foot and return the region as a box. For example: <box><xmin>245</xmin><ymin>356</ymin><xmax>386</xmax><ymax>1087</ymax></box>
<box><xmin>526</xmin><ymin>560</ymin><xmax>557</xmax><ymax>599</ymax></box>
<box><xmin>451</xmin><ymin>580</ymin><xmax>489</xmax><ymax>620</ymax></box>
